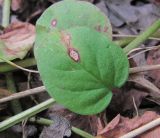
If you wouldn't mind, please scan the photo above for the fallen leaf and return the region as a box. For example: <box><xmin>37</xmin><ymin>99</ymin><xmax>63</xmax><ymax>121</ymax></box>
<box><xmin>47</xmin><ymin>108</ymin><xmax>98</xmax><ymax>135</ymax></box>
<box><xmin>147</xmin><ymin>48</ymin><xmax>160</xmax><ymax>88</ymax></box>
<box><xmin>106</xmin><ymin>0</ymin><xmax>159</xmax><ymax>35</ymax></box>
<box><xmin>0</xmin><ymin>88</ymin><xmax>11</xmax><ymax>98</ymax></box>
<box><xmin>0</xmin><ymin>0</ymin><xmax>22</xmax><ymax>11</ymax></box>
<box><xmin>128</xmin><ymin>73</ymin><xmax>160</xmax><ymax>97</ymax></box>
<box><xmin>97</xmin><ymin>111</ymin><xmax>160</xmax><ymax>138</ymax></box>
<box><xmin>107</xmin><ymin>88</ymin><xmax>148</xmax><ymax>115</ymax></box>
<box><xmin>0</xmin><ymin>88</ymin><xmax>11</xmax><ymax>110</ymax></box>
<box><xmin>0</xmin><ymin>22</ymin><xmax>35</xmax><ymax>62</ymax></box>
<box><xmin>11</xmin><ymin>0</ymin><xmax>22</xmax><ymax>11</ymax></box>
<box><xmin>39</xmin><ymin>114</ymin><xmax>71</xmax><ymax>138</ymax></box>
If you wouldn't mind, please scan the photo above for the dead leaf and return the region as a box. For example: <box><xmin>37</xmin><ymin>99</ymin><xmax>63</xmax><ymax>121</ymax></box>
<box><xmin>128</xmin><ymin>73</ymin><xmax>160</xmax><ymax>97</ymax></box>
<box><xmin>106</xmin><ymin>0</ymin><xmax>159</xmax><ymax>35</ymax></box>
<box><xmin>0</xmin><ymin>22</ymin><xmax>35</xmax><ymax>62</ymax></box>
<box><xmin>40</xmin><ymin>114</ymin><xmax>71</xmax><ymax>138</ymax></box>
<box><xmin>0</xmin><ymin>88</ymin><xmax>11</xmax><ymax>110</ymax></box>
<box><xmin>11</xmin><ymin>0</ymin><xmax>22</xmax><ymax>11</ymax></box>
<box><xmin>0</xmin><ymin>88</ymin><xmax>11</xmax><ymax>98</ymax></box>
<box><xmin>47</xmin><ymin>108</ymin><xmax>98</xmax><ymax>135</ymax></box>
<box><xmin>0</xmin><ymin>0</ymin><xmax>22</xmax><ymax>11</ymax></box>
<box><xmin>108</xmin><ymin>88</ymin><xmax>148</xmax><ymax>115</ymax></box>
<box><xmin>147</xmin><ymin>48</ymin><xmax>160</xmax><ymax>88</ymax></box>
<box><xmin>97</xmin><ymin>111</ymin><xmax>160</xmax><ymax>138</ymax></box>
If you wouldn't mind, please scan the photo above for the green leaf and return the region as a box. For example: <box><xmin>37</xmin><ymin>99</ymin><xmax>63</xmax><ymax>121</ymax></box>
<box><xmin>34</xmin><ymin>27</ymin><xmax>129</xmax><ymax>115</ymax></box>
<box><xmin>36</xmin><ymin>0</ymin><xmax>112</xmax><ymax>40</ymax></box>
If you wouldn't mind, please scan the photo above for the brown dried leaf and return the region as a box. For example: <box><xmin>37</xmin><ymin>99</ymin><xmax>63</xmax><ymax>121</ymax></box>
<box><xmin>0</xmin><ymin>88</ymin><xmax>11</xmax><ymax>98</ymax></box>
<box><xmin>0</xmin><ymin>88</ymin><xmax>11</xmax><ymax>110</ymax></box>
<box><xmin>0</xmin><ymin>22</ymin><xmax>35</xmax><ymax>62</ymax></box>
<box><xmin>11</xmin><ymin>0</ymin><xmax>22</xmax><ymax>11</ymax></box>
<box><xmin>147</xmin><ymin>48</ymin><xmax>160</xmax><ymax>88</ymax></box>
<box><xmin>108</xmin><ymin>88</ymin><xmax>148</xmax><ymax>114</ymax></box>
<box><xmin>0</xmin><ymin>0</ymin><xmax>21</xmax><ymax>11</ymax></box>
<box><xmin>97</xmin><ymin>111</ymin><xmax>160</xmax><ymax>138</ymax></box>
<box><xmin>0</xmin><ymin>0</ymin><xmax>2</xmax><ymax>5</ymax></box>
<box><xmin>40</xmin><ymin>114</ymin><xmax>71</xmax><ymax>138</ymax></box>
<box><xmin>128</xmin><ymin>73</ymin><xmax>160</xmax><ymax>97</ymax></box>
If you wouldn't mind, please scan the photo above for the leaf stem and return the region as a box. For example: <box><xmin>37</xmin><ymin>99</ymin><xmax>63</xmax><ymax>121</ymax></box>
<box><xmin>0</xmin><ymin>98</ymin><xmax>55</xmax><ymax>131</ymax></box>
<box><xmin>0</xmin><ymin>98</ymin><xmax>94</xmax><ymax>138</ymax></box>
<box><xmin>2</xmin><ymin>0</ymin><xmax>11</xmax><ymax>27</ymax></box>
<box><xmin>0</xmin><ymin>58</ymin><xmax>37</xmax><ymax>73</ymax></box>
<box><xmin>0</xmin><ymin>57</ymin><xmax>39</xmax><ymax>73</ymax></box>
<box><xmin>123</xmin><ymin>19</ymin><xmax>160</xmax><ymax>54</ymax></box>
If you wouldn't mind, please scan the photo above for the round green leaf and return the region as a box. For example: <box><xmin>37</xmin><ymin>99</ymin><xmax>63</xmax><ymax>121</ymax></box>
<box><xmin>34</xmin><ymin>27</ymin><xmax>129</xmax><ymax>115</ymax></box>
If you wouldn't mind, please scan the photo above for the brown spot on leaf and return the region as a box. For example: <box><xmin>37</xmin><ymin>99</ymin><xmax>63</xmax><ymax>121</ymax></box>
<box><xmin>95</xmin><ymin>25</ymin><xmax>101</xmax><ymax>32</ymax></box>
<box><xmin>51</xmin><ymin>19</ymin><xmax>57</xmax><ymax>27</ymax></box>
<box><xmin>68</xmin><ymin>48</ymin><xmax>80</xmax><ymax>62</ymax></box>
<box><xmin>61</xmin><ymin>32</ymin><xmax>71</xmax><ymax>48</ymax></box>
<box><xmin>103</xmin><ymin>26</ymin><xmax>108</xmax><ymax>33</ymax></box>
<box><xmin>61</xmin><ymin>32</ymin><xmax>80</xmax><ymax>62</ymax></box>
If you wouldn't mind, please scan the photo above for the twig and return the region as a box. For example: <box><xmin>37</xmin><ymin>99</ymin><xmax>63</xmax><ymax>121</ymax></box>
<box><xmin>120</xmin><ymin>117</ymin><xmax>160</xmax><ymax>138</ymax></box>
<box><xmin>124</xmin><ymin>19</ymin><xmax>160</xmax><ymax>54</ymax></box>
<box><xmin>132</xmin><ymin>96</ymin><xmax>139</xmax><ymax>117</ymax></box>
<box><xmin>129</xmin><ymin>64</ymin><xmax>160</xmax><ymax>74</ymax></box>
<box><xmin>0</xmin><ymin>86</ymin><xmax>45</xmax><ymax>104</ymax></box>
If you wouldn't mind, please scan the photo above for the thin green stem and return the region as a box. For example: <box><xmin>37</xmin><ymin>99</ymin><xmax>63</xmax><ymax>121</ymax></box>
<box><xmin>2</xmin><ymin>0</ymin><xmax>11</xmax><ymax>27</ymax></box>
<box><xmin>0</xmin><ymin>57</ymin><xmax>38</xmax><ymax>73</ymax></box>
<box><xmin>123</xmin><ymin>19</ymin><xmax>160</xmax><ymax>53</ymax></box>
<box><xmin>0</xmin><ymin>98</ymin><xmax>55</xmax><ymax>131</ymax></box>
<box><xmin>0</xmin><ymin>58</ymin><xmax>37</xmax><ymax>73</ymax></box>
<box><xmin>72</xmin><ymin>126</ymin><xmax>94</xmax><ymax>138</ymax></box>
<box><xmin>114</xmin><ymin>38</ymin><xmax>133</xmax><ymax>47</ymax></box>
<box><xmin>29</xmin><ymin>117</ymin><xmax>94</xmax><ymax>138</ymax></box>
<box><xmin>6</xmin><ymin>72</ymin><xmax>22</xmax><ymax>114</ymax></box>
<box><xmin>0</xmin><ymin>98</ymin><xmax>94</xmax><ymax>138</ymax></box>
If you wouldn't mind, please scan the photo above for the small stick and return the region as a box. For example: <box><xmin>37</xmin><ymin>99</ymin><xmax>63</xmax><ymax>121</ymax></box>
<box><xmin>132</xmin><ymin>96</ymin><xmax>139</xmax><ymax>117</ymax></box>
<box><xmin>0</xmin><ymin>86</ymin><xmax>45</xmax><ymax>104</ymax></box>
<box><xmin>120</xmin><ymin>117</ymin><xmax>160</xmax><ymax>138</ymax></box>
<box><xmin>129</xmin><ymin>64</ymin><xmax>160</xmax><ymax>74</ymax></box>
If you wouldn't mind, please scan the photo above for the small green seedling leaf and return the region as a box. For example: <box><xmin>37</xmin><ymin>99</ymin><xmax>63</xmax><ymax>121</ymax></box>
<box><xmin>34</xmin><ymin>27</ymin><xmax>129</xmax><ymax>115</ymax></box>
